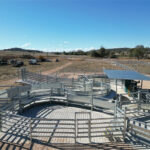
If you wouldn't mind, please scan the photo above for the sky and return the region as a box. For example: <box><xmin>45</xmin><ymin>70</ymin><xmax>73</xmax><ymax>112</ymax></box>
<box><xmin>0</xmin><ymin>0</ymin><xmax>150</xmax><ymax>52</ymax></box>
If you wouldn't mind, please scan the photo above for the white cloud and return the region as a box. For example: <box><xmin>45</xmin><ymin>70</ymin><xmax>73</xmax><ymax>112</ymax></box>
<box><xmin>74</xmin><ymin>48</ymin><xmax>82</xmax><ymax>51</ymax></box>
<box><xmin>82</xmin><ymin>47</ymin><xmax>95</xmax><ymax>51</ymax></box>
<box><xmin>63</xmin><ymin>41</ymin><xmax>69</xmax><ymax>44</ymax></box>
<box><xmin>21</xmin><ymin>43</ymin><xmax>31</xmax><ymax>48</ymax></box>
<box><xmin>43</xmin><ymin>48</ymin><xmax>48</xmax><ymax>51</ymax></box>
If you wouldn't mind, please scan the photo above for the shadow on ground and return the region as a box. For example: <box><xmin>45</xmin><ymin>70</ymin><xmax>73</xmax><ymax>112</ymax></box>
<box><xmin>0</xmin><ymin>140</ymin><xmax>137</xmax><ymax>150</ymax></box>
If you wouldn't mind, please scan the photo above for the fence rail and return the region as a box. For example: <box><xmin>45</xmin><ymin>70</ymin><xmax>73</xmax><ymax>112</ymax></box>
<box><xmin>0</xmin><ymin>111</ymin><xmax>125</xmax><ymax>143</ymax></box>
<box><xmin>127</xmin><ymin>118</ymin><xmax>150</xmax><ymax>146</ymax></box>
<box><xmin>0</xmin><ymin>68</ymin><xmax>150</xmax><ymax>146</ymax></box>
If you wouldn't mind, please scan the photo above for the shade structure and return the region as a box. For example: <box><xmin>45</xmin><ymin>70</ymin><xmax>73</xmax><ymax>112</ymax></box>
<box><xmin>104</xmin><ymin>69</ymin><xmax>150</xmax><ymax>81</ymax></box>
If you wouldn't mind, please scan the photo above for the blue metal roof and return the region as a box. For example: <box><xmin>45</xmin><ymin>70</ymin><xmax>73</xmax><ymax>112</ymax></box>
<box><xmin>104</xmin><ymin>69</ymin><xmax>150</xmax><ymax>81</ymax></box>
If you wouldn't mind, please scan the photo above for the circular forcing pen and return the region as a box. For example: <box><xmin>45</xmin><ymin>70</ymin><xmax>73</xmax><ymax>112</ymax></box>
<box><xmin>0</xmin><ymin>70</ymin><xmax>125</xmax><ymax>145</ymax></box>
<box><xmin>19</xmin><ymin>102</ymin><xmax>116</xmax><ymax>144</ymax></box>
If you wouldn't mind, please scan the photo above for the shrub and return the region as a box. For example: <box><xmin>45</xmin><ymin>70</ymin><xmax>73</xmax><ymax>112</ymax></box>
<box><xmin>21</xmin><ymin>54</ymin><xmax>35</xmax><ymax>59</ymax></box>
<box><xmin>90</xmin><ymin>50</ymin><xmax>100</xmax><ymax>57</ymax></box>
<box><xmin>38</xmin><ymin>55</ymin><xmax>46</xmax><ymax>62</ymax></box>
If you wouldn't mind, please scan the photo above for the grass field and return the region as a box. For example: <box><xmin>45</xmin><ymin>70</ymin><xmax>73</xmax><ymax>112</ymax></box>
<box><xmin>0</xmin><ymin>51</ymin><xmax>150</xmax><ymax>86</ymax></box>
<box><xmin>117</xmin><ymin>59</ymin><xmax>150</xmax><ymax>74</ymax></box>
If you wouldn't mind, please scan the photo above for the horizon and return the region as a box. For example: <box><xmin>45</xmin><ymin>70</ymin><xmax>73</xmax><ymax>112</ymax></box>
<box><xmin>0</xmin><ymin>46</ymin><xmax>143</xmax><ymax>53</ymax></box>
<box><xmin>0</xmin><ymin>0</ymin><xmax>150</xmax><ymax>52</ymax></box>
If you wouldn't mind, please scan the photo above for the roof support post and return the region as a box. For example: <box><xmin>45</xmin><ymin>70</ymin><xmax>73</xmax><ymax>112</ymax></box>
<box><xmin>141</xmin><ymin>80</ymin><xmax>143</xmax><ymax>89</ymax></box>
<box><xmin>116</xmin><ymin>79</ymin><xmax>117</xmax><ymax>94</ymax></box>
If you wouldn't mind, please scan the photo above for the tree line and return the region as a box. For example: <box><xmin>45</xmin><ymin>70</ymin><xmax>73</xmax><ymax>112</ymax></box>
<box><xmin>62</xmin><ymin>45</ymin><xmax>150</xmax><ymax>60</ymax></box>
<box><xmin>2</xmin><ymin>46</ymin><xmax>150</xmax><ymax>60</ymax></box>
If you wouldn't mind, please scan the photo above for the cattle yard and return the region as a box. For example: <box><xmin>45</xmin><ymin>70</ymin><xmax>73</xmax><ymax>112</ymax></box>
<box><xmin>0</xmin><ymin>57</ymin><xmax>150</xmax><ymax>149</ymax></box>
<box><xmin>0</xmin><ymin>64</ymin><xmax>150</xmax><ymax>150</ymax></box>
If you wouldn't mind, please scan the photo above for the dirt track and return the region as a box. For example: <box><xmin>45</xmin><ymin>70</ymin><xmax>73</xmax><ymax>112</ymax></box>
<box><xmin>0</xmin><ymin>62</ymin><xmax>73</xmax><ymax>86</ymax></box>
<box><xmin>0</xmin><ymin>60</ymin><xmax>150</xmax><ymax>89</ymax></box>
<box><xmin>42</xmin><ymin>62</ymin><xmax>73</xmax><ymax>75</ymax></box>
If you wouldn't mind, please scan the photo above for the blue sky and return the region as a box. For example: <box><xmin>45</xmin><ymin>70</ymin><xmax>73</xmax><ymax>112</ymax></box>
<box><xmin>0</xmin><ymin>0</ymin><xmax>150</xmax><ymax>52</ymax></box>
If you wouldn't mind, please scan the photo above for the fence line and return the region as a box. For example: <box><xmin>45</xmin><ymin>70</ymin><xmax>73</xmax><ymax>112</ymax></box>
<box><xmin>0</xmin><ymin>111</ymin><xmax>125</xmax><ymax>144</ymax></box>
<box><xmin>0</xmin><ymin>68</ymin><xmax>150</xmax><ymax>145</ymax></box>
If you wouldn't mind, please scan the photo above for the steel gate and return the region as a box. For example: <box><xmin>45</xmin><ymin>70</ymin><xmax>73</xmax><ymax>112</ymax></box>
<box><xmin>75</xmin><ymin>112</ymin><xmax>91</xmax><ymax>143</ymax></box>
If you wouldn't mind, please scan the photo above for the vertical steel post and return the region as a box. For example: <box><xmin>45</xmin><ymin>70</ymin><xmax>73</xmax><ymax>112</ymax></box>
<box><xmin>27</xmin><ymin>91</ymin><xmax>30</xmax><ymax>98</ymax></box>
<box><xmin>72</xmin><ymin>78</ymin><xmax>74</xmax><ymax>87</ymax></box>
<box><xmin>116</xmin><ymin>79</ymin><xmax>118</xmax><ymax>94</ymax></box>
<box><xmin>75</xmin><ymin>113</ymin><xmax>77</xmax><ymax>143</ymax></box>
<box><xmin>21</xmin><ymin>68</ymin><xmax>25</xmax><ymax>81</ymax></box>
<box><xmin>84</xmin><ymin>78</ymin><xmax>86</xmax><ymax>92</ymax></box>
<box><xmin>89</xmin><ymin>112</ymin><xmax>91</xmax><ymax>143</ymax></box>
<box><xmin>57</xmin><ymin>88</ymin><xmax>60</xmax><ymax>96</ymax></box>
<box><xmin>91</xmin><ymin>81</ymin><xmax>94</xmax><ymax>111</ymax></box>
<box><xmin>60</xmin><ymin>83</ymin><xmax>63</xmax><ymax>89</ymax></box>
<box><xmin>85</xmin><ymin>78</ymin><xmax>87</xmax><ymax>92</ymax></box>
<box><xmin>66</xmin><ymin>91</ymin><xmax>69</xmax><ymax>106</ymax></box>
<box><xmin>138</xmin><ymin>91</ymin><xmax>141</xmax><ymax>114</ymax></box>
<box><xmin>123</xmin><ymin>107</ymin><xmax>127</xmax><ymax>141</ymax></box>
<box><xmin>141</xmin><ymin>80</ymin><xmax>143</xmax><ymax>89</ymax></box>
<box><xmin>38</xmin><ymin>71</ymin><xmax>41</xmax><ymax>88</ymax></box>
<box><xmin>47</xmin><ymin>76</ymin><xmax>49</xmax><ymax>83</ymax></box>
<box><xmin>29</xmin><ymin>118</ymin><xmax>32</xmax><ymax>143</ymax></box>
<box><xmin>50</xmin><ymin>87</ymin><xmax>53</xmax><ymax>102</ymax></box>
<box><xmin>20</xmin><ymin>68</ymin><xmax>23</xmax><ymax>81</ymax></box>
<box><xmin>18</xmin><ymin>69</ymin><xmax>20</xmax><ymax>79</ymax></box>
<box><xmin>114</xmin><ymin>99</ymin><xmax>117</xmax><ymax>118</ymax></box>
<box><xmin>51</xmin><ymin>87</ymin><xmax>53</xmax><ymax>96</ymax></box>
<box><xmin>56</xmin><ymin>73</ymin><xmax>58</xmax><ymax>82</ymax></box>
<box><xmin>119</xmin><ymin>94</ymin><xmax>122</xmax><ymax>108</ymax></box>
<box><xmin>0</xmin><ymin>111</ymin><xmax>2</xmax><ymax>132</ymax></box>
<box><xmin>18</xmin><ymin>87</ymin><xmax>22</xmax><ymax>113</ymax></box>
<box><xmin>145</xmin><ymin>123</ymin><xmax>147</xmax><ymax>129</ymax></box>
<box><xmin>23</xmin><ymin>68</ymin><xmax>27</xmax><ymax>81</ymax></box>
<box><xmin>91</xmin><ymin>92</ymin><xmax>93</xmax><ymax>111</ymax></box>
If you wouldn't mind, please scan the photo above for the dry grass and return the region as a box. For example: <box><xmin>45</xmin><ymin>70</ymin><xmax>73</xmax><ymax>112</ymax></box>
<box><xmin>0</xmin><ymin>51</ymin><xmax>70</xmax><ymax>85</ymax></box>
<box><xmin>59</xmin><ymin>58</ymin><xmax>122</xmax><ymax>73</ymax></box>
<box><xmin>0</xmin><ymin>51</ymin><xmax>120</xmax><ymax>85</ymax></box>
<box><xmin>0</xmin><ymin>50</ymin><xmax>150</xmax><ymax>86</ymax></box>
<box><xmin>117</xmin><ymin>59</ymin><xmax>150</xmax><ymax>74</ymax></box>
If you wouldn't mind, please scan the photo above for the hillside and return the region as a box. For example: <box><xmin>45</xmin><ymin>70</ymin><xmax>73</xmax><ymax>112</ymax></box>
<box><xmin>2</xmin><ymin>47</ymin><xmax>43</xmax><ymax>53</ymax></box>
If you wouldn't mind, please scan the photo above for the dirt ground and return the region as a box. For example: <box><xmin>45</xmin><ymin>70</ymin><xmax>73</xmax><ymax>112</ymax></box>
<box><xmin>43</xmin><ymin>61</ymin><xmax>73</xmax><ymax>75</ymax></box>
<box><xmin>0</xmin><ymin>56</ymin><xmax>115</xmax><ymax>85</ymax></box>
<box><xmin>142</xmin><ymin>80</ymin><xmax>150</xmax><ymax>89</ymax></box>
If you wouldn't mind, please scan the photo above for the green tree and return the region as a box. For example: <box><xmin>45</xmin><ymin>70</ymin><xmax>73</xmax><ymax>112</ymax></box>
<box><xmin>90</xmin><ymin>50</ymin><xmax>100</xmax><ymax>57</ymax></box>
<box><xmin>109</xmin><ymin>51</ymin><xmax>117</xmax><ymax>58</ymax></box>
<box><xmin>133</xmin><ymin>45</ymin><xmax>145</xmax><ymax>60</ymax></box>
<box><xmin>98</xmin><ymin>46</ymin><xmax>106</xmax><ymax>57</ymax></box>
<box><xmin>129</xmin><ymin>45</ymin><xmax>146</xmax><ymax>60</ymax></box>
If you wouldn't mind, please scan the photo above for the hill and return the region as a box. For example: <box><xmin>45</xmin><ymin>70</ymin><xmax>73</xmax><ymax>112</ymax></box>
<box><xmin>2</xmin><ymin>47</ymin><xmax>43</xmax><ymax>53</ymax></box>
